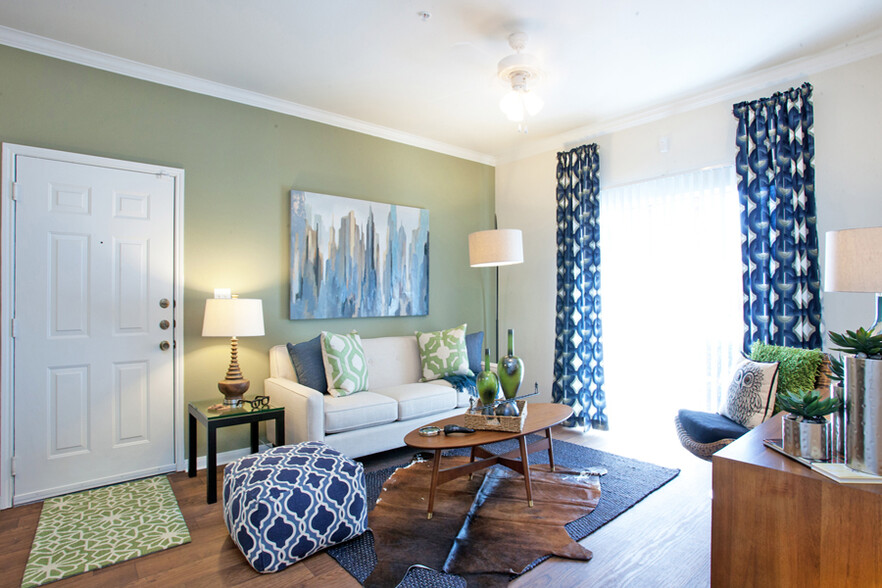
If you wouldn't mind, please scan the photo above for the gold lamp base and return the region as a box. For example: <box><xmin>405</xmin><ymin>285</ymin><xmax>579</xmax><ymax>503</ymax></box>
<box><xmin>218</xmin><ymin>336</ymin><xmax>250</xmax><ymax>405</ymax></box>
<box><xmin>218</xmin><ymin>378</ymin><xmax>250</xmax><ymax>405</ymax></box>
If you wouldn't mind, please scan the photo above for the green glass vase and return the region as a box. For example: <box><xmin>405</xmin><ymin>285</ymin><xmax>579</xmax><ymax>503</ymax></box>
<box><xmin>476</xmin><ymin>348</ymin><xmax>499</xmax><ymax>414</ymax></box>
<box><xmin>498</xmin><ymin>329</ymin><xmax>524</xmax><ymax>400</ymax></box>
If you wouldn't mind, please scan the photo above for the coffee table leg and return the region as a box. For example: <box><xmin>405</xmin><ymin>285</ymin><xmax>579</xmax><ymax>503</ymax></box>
<box><xmin>427</xmin><ymin>450</ymin><xmax>442</xmax><ymax>519</ymax></box>
<box><xmin>518</xmin><ymin>436</ymin><xmax>534</xmax><ymax>507</ymax></box>
<box><xmin>469</xmin><ymin>446</ymin><xmax>476</xmax><ymax>480</ymax></box>
<box><xmin>546</xmin><ymin>427</ymin><xmax>556</xmax><ymax>472</ymax></box>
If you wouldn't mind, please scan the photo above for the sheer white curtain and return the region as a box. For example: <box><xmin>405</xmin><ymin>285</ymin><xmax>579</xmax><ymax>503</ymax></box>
<box><xmin>600</xmin><ymin>166</ymin><xmax>742</xmax><ymax>431</ymax></box>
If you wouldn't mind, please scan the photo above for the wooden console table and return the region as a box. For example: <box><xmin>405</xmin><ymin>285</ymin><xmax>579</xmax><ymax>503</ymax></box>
<box><xmin>711</xmin><ymin>412</ymin><xmax>882</xmax><ymax>587</ymax></box>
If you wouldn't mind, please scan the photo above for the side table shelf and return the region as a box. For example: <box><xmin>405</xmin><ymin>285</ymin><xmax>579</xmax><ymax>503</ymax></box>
<box><xmin>188</xmin><ymin>399</ymin><xmax>285</xmax><ymax>504</ymax></box>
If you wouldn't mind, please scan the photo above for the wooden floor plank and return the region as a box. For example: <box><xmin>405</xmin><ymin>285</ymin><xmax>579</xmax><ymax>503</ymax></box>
<box><xmin>0</xmin><ymin>421</ymin><xmax>711</xmax><ymax>587</ymax></box>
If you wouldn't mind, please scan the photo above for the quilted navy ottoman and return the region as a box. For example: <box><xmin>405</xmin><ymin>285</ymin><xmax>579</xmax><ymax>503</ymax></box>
<box><xmin>223</xmin><ymin>441</ymin><xmax>367</xmax><ymax>573</ymax></box>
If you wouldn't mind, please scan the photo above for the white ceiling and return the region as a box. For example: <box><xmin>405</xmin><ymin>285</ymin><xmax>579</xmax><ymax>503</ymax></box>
<box><xmin>2</xmin><ymin>0</ymin><xmax>882</xmax><ymax>164</ymax></box>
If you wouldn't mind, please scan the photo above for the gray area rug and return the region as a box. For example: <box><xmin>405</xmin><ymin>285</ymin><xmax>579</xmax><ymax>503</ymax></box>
<box><xmin>327</xmin><ymin>435</ymin><xmax>679</xmax><ymax>585</ymax></box>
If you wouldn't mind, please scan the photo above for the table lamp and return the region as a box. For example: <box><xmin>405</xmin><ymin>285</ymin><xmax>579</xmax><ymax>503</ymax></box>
<box><xmin>202</xmin><ymin>296</ymin><xmax>265</xmax><ymax>404</ymax></box>
<box><xmin>469</xmin><ymin>228</ymin><xmax>524</xmax><ymax>355</ymax></box>
<box><xmin>824</xmin><ymin>227</ymin><xmax>882</xmax><ymax>332</ymax></box>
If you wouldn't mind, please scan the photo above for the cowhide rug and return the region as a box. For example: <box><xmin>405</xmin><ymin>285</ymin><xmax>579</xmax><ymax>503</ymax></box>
<box><xmin>364</xmin><ymin>456</ymin><xmax>602</xmax><ymax>587</ymax></box>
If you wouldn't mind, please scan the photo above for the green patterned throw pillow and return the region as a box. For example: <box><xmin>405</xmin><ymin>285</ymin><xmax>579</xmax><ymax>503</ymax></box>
<box><xmin>320</xmin><ymin>331</ymin><xmax>369</xmax><ymax>397</ymax></box>
<box><xmin>415</xmin><ymin>324</ymin><xmax>474</xmax><ymax>382</ymax></box>
<box><xmin>749</xmin><ymin>341</ymin><xmax>824</xmax><ymax>395</ymax></box>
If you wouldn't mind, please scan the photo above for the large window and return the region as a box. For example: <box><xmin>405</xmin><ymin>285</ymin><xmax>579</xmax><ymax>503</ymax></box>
<box><xmin>600</xmin><ymin>166</ymin><xmax>742</xmax><ymax>431</ymax></box>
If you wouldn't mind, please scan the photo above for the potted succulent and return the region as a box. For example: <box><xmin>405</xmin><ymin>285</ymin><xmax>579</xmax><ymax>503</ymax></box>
<box><xmin>776</xmin><ymin>389</ymin><xmax>842</xmax><ymax>460</ymax></box>
<box><xmin>829</xmin><ymin>327</ymin><xmax>882</xmax><ymax>471</ymax></box>
<box><xmin>829</xmin><ymin>327</ymin><xmax>882</xmax><ymax>474</ymax></box>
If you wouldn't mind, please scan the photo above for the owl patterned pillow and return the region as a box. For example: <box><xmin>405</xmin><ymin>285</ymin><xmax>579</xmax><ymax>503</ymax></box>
<box><xmin>719</xmin><ymin>358</ymin><xmax>780</xmax><ymax>429</ymax></box>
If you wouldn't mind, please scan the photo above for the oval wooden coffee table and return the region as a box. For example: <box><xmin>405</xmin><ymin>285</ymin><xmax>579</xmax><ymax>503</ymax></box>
<box><xmin>404</xmin><ymin>402</ymin><xmax>573</xmax><ymax>519</ymax></box>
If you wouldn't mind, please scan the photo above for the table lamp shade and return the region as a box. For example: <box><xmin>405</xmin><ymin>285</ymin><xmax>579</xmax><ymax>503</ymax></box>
<box><xmin>469</xmin><ymin>229</ymin><xmax>524</xmax><ymax>267</ymax></box>
<box><xmin>824</xmin><ymin>227</ymin><xmax>882</xmax><ymax>293</ymax></box>
<box><xmin>202</xmin><ymin>298</ymin><xmax>265</xmax><ymax>337</ymax></box>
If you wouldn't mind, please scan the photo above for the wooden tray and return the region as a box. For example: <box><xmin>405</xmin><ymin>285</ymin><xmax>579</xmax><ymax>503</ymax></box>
<box><xmin>464</xmin><ymin>400</ymin><xmax>528</xmax><ymax>432</ymax></box>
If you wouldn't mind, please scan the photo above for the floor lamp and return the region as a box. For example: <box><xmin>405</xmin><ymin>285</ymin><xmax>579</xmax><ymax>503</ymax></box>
<box><xmin>468</xmin><ymin>228</ymin><xmax>524</xmax><ymax>356</ymax></box>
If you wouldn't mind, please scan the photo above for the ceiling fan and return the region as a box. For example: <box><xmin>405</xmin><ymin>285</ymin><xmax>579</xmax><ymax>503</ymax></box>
<box><xmin>497</xmin><ymin>32</ymin><xmax>544</xmax><ymax>132</ymax></box>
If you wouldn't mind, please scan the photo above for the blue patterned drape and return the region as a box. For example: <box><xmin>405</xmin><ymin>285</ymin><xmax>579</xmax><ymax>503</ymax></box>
<box><xmin>553</xmin><ymin>144</ymin><xmax>607</xmax><ymax>431</ymax></box>
<box><xmin>734</xmin><ymin>83</ymin><xmax>821</xmax><ymax>352</ymax></box>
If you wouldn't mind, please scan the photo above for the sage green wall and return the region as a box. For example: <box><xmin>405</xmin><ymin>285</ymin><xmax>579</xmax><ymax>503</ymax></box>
<box><xmin>0</xmin><ymin>45</ymin><xmax>495</xmax><ymax>456</ymax></box>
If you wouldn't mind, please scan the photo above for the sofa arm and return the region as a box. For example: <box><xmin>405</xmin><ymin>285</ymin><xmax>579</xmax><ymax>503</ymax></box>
<box><xmin>265</xmin><ymin>377</ymin><xmax>325</xmax><ymax>445</ymax></box>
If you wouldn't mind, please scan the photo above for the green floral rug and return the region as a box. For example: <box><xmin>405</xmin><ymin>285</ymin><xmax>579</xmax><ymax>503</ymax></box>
<box><xmin>21</xmin><ymin>475</ymin><xmax>191</xmax><ymax>587</ymax></box>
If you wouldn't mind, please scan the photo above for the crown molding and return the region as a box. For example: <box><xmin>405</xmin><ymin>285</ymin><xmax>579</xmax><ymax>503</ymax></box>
<box><xmin>0</xmin><ymin>25</ymin><xmax>496</xmax><ymax>167</ymax></box>
<box><xmin>496</xmin><ymin>28</ymin><xmax>882</xmax><ymax>165</ymax></box>
<box><xmin>4</xmin><ymin>23</ymin><xmax>882</xmax><ymax>169</ymax></box>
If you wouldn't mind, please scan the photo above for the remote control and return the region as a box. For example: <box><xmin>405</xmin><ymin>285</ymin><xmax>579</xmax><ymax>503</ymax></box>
<box><xmin>444</xmin><ymin>424</ymin><xmax>475</xmax><ymax>435</ymax></box>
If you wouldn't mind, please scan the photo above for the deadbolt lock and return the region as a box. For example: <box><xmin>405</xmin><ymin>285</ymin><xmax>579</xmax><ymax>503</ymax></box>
<box><xmin>159</xmin><ymin>320</ymin><xmax>170</xmax><ymax>330</ymax></box>
<box><xmin>159</xmin><ymin>341</ymin><xmax>170</xmax><ymax>351</ymax></box>
<box><xmin>159</xmin><ymin>298</ymin><xmax>170</xmax><ymax>309</ymax></box>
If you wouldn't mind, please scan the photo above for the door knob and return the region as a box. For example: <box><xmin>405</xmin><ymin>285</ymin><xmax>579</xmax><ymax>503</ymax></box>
<box><xmin>159</xmin><ymin>320</ymin><xmax>170</xmax><ymax>330</ymax></box>
<box><xmin>159</xmin><ymin>298</ymin><xmax>170</xmax><ymax>308</ymax></box>
<box><xmin>159</xmin><ymin>341</ymin><xmax>170</xmax><ymax>351</ymax></box>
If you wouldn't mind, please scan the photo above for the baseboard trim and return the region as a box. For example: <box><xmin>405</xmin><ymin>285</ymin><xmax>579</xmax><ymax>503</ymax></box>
<box><xmin>191</xmin><ymin>442</ymin><xmax>273</xmax><ymax>472</ymax></box>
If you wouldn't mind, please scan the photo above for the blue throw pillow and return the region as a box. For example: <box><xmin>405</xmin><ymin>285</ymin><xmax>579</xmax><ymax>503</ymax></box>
<box><xmin>465</xmin><ymin>331</ymin><xmax>484</xmax><ymax>375</ymax></box>
<box><xmin>678</xmin><ymin>409</ymin><xmax>749</xmax><ymax>444</ymax></box>
<box><xmin>286</xmin><ymin>336</ymin><xmax>328</xmax><ymax>394</ymax></box>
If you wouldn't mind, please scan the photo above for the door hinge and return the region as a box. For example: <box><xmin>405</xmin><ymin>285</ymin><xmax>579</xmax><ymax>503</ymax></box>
<box><xmin>11</xmin><ymin>456</ymin><xmax>16</xmax><ymax>477</ymax></box>
<box><xmin>11</xmin><ymin>182</ymin><xmax>20</xmax><ymax>201</ymax></box>
<box><xmin>10</xmin><ymin>318</ymin><xmax>18</xmax><ymax>338</ymax></box>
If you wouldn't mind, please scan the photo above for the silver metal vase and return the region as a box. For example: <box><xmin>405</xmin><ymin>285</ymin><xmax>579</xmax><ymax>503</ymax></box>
<box><xmin>799</xmin><ymin>419</ymin><xmax>829</xmax><ymax>460</ymax></box>
<box><xmin>830</xmin><ymin>383</ymin><xmax>845</xmax><ymax>458</ymax></box>
<box><xmin>782</xmin><ymin>413</ymin><xmax>801</xmax><ymax>456</ymax></box>
<box><xmin>844</xmin><ymin>356</ymin><xmax>882</xmax><ymax>475</ymax></box>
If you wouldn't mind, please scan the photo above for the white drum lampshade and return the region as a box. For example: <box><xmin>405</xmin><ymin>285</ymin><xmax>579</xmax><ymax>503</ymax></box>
<box><xmin>468</xmin><ymin>229</ymin><xmax>524</xmax><ymax>267</ymax></box>
<box><xmin>825</xmin><ymin>227</ymin><xmax>882</xmax><ymax>332</ymax></box>
<box><xmin>825</xmin><ymin>227</ymin><xmax>882</xmax><ymax>293</ymax></box>
<box><xmin>202</xmin><ymin>297</ymin><xmax>265</xmax><ymax>404</ymax></box>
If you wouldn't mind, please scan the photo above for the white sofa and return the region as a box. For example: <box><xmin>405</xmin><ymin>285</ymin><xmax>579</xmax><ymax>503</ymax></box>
<box><xmin>265</xmin><ymin>335</ymin><xmax>474</xmax><ymax>458</ymax></box>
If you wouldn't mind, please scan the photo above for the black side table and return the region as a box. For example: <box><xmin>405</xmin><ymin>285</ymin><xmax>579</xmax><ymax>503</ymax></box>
<box><xmin>188</xmin><ymin>398</ymin><xmax>285</xmax><ymax>504</ymax></box>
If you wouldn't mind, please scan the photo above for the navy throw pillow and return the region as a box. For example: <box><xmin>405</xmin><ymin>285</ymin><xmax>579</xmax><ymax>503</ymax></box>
<box><xmin>465</xmin><ymin>331</ymin><xmax>484</xmax><ymax>375</ymax></box>
<box><xmin>286</xmin><ymin>336</ymin><xmax>328</xmax><ymax>394</ymax></box>
<box><xmin>678</xmin><ymin>409</ymin><xmax>749</xmax><ymax>444</ymax></box>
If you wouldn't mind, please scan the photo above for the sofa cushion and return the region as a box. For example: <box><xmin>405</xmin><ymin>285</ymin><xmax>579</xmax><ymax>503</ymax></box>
<box><xmin>415</xmin><ymin>324</ymin><xmax>473</xmax><ymax>381</ymax></box>
<box><xmin>321</xmin><ymin>331</ymin><xmax>369</xmax><ymax>397</ymax></box>
<box><xmin>287</xmin><ymin>337</ymin><xmax>328</xmax><ymax>393</ymax></box>
<box><xmin>719</xmin><ymin>358</ymin><xmax>780</xmax><ymax>429</ymax></box>
<box><xmin>466</xmin><ymin>331</ymin><xmax>484</xmax><ymax>376</ymax></box>
<box><xmin>372</xmin><ymin>383</ymin><xmax>458</xmax><ymax>421</ymax></box>
<box><xmin>678</xmin><ymin>409</ymin><xmax>749</xmax><ymax>444</ymax></box>
<box><xmin>362</xmin><ymin>336</ymin><xmax>422</xmax><ymax>388</ymax></box>
<box><xmin>324</xmin><ymin>392</ymin><xmax>398</xmax><ymax>434</ymax></box>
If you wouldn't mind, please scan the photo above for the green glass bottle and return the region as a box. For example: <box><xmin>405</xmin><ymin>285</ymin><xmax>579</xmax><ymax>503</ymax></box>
<box><xmin>498</xmin><ymin>329</ymin><xmax>524</xmax><ymax>400</ymax></box>
<box><xmin>476</xmin><ymin>348</ymin><xmax>499</xmax><ymax>414</ymax></box>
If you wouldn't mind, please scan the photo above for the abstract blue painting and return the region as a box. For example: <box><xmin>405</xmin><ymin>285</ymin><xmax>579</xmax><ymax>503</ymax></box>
<box><xmin>290</xmin><ymin>191</ymin><xmax>430</xmax><ymax>319</ymax></box>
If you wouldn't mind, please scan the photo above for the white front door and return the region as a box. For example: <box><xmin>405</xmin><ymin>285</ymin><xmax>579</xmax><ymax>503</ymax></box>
<box><xmin>9</xmin><ymin>149</ymin><xmax>181</xmax><ymax>504</ymax></box>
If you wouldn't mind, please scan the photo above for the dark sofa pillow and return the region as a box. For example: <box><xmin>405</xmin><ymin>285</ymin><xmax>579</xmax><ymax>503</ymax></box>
<box><xmin>286</xmin><ymin>336</ymin><xmax>328</xmax><ymax>394</ymax></box>
<box><xmin>466</xmin><ymin>331</ymin><xmax>484</xmax><ymax>375</ymax></box>
<box><xmin>678</xmin><ymin>409</ymin><xmax>749</xmax><ymax>444</ymax></box>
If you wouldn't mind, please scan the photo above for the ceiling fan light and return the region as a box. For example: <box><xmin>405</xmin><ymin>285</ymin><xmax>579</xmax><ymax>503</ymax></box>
<box><xmin>500</xmin><ymin>91</ymin><xmax>525</xmax><ymax>122</ymax></box>
<box><xmin>522</xmin><ymin>91</ymin><xmax>544</xmax><ymax>116</ymax></box>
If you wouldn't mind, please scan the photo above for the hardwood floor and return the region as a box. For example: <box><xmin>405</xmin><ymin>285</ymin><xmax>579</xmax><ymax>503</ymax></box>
<box><xmin>0</xmin><ymin>422</ymin><xmax>711</xmax><ymax>587</ymax></box>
